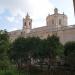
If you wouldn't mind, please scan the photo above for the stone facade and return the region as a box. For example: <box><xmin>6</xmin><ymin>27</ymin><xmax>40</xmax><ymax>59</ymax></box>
<box><xmin>9</xmin><ymin>8</ymin><xmax>75</xmax><ymax>44</ymax></box>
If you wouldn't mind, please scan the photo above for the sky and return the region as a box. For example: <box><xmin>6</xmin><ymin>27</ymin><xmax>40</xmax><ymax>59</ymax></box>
<box><xmin>0</xmin><ymin>0</ymin><xmax>75</xmax><ymax>32</ymax></box>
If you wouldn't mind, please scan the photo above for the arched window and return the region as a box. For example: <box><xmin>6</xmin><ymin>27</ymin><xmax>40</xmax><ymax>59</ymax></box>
<box><xmin>24</xmin><ymin>22</ymin><xmax>26</xmax><ymax>26</ymax></box>
<box><xmin>59</xmin><ymin>19</ymin><xmax>61</xmax><ymax>25</ymax></box>
<box><xmin>47</xmin><ymin>21</ymin><xmax>48</xmax><ymax>25</ymax></box>
<box><xmin>52</xmin><ymin>19</ymin><xmax>54</xmax><ymax>24</ymax></box>
<box><xmin>29</xmin><ymin>22</ymin><xmax>31</xmax><ymax>25</ymax></box>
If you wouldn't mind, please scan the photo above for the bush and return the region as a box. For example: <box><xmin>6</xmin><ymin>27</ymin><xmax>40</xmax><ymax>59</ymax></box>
<box><xmin>0</xmin><ymin>70</ymin><xmax>18</xmax><ymax>75</ymax></box>
<box><xmin>4</xmin><ymin>71</ymin><xmax>14</xmax><ymax>75</ymax></box>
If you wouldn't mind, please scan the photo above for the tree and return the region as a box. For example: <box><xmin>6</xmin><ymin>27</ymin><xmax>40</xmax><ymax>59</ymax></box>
<box><xmin>64</xmin><ymin>41</ymin><xmax>75</xmax><ymax>69</ymax></box>
<box><xmin>9</xmin><ymin>35</ymin><xmax>64</xmax><ymax>71</ymax></box>
<box><xmin>9</xmin><ymin>36</ymin><xmax>41</xmax><ymax>70</ymax></box>
<box><xmin>9</xmin><ymin>37</ymin><xmax>28</xmax><ymax>69</ymax></box>
<box><xmin>46</xmin><ymin>35</ymin><xmax>64</xmax><ymax>58</ymax></box>
<box><xmin>0</xmin><ymin>30</ymin><xmax>10</xmax><ymax>70</ymax></box>
<box><xmin>0</xmin><ymin>30</ymin><xmax>9</xmax><ymax>54</ymax></box>
<box><xmin>46</xmin><ymin>35</ymin><xmax>64</xmax><ymax>69</ymax></box>
<box><xmin>64</xmin><ymin>41</ymin><xmax>75</xmax><ymax>56</ymax></box>
<box><xmin>66</xmin><ymin>51</ymin><xmax>75</xmax><ymax>69</ymax></box>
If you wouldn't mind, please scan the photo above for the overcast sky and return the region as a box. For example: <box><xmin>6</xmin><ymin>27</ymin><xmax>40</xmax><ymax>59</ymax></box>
<box><xmin>0</xmin><ymin>0</ymin><xmax>75</xmax><ymax>31</ymax></box>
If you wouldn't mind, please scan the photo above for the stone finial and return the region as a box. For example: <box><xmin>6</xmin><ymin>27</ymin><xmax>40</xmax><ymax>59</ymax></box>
<box><xmin>63</xmin><ymin>12</ymin><xmax>64</xmax><ymax>15</ymax></box>
<box><xmin>48</xmin><ymin>13</ymin><xmax>50</xmax><ymax>16</ymax></box>
<box><xmin>26</xmin><ymin>13</ymin><xmax>30</xmax><ymax>18</ymax></box>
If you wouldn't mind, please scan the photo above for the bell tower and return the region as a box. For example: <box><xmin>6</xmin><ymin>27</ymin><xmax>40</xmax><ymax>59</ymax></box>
<box><xmin>46</xmin><ymin>8</ymin><xmax>67</xmax><ymax>28</ymax></box>
<box><xmin>22</xmin><ymin>13</ymin><xmax>32</xmax><ymax>34</ymax></box>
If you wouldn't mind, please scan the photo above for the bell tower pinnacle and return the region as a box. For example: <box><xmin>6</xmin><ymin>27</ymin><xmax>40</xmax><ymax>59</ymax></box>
<box><xmin>22</xmin><ymin>13</ymin><xmax>32</xmax><ymax>34</ymax></box>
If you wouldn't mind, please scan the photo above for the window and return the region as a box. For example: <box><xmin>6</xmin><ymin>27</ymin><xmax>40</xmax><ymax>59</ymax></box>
<box><xmin>29</xmin><ymin>22</ymin><xmax>31</xmax><ymax>25</ymax></box>
<box><xmin>52</xmin><ymin>19</ymin><xmax>54</xmax><ymax>24</ymax></box>
<box><xmin>47</xmin><ymin>21</ymin><xmax>48</xmax><ymax>25</ymax></box>
<box><xmin>59</xmin><ymin>19</ymin><xmax>61</xmax><ymax>25</ymax></box>
<box><xmin>24</xmin><ymin>22</ymin><xmax>26</xmax><ymax>26</ymax></box>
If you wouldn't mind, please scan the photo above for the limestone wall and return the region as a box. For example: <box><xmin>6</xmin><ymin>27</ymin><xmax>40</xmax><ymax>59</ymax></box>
<box><xmin>57</xmin><ymin>25</ymin><xmax>75</xmax><ymax>44</ymax></box>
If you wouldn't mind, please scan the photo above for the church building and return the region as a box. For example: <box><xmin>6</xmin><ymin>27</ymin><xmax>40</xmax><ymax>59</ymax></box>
<box><xmin>9</xmin><ymin>8</ymin><xmax>75</xmax><ymax>44</ymax></box>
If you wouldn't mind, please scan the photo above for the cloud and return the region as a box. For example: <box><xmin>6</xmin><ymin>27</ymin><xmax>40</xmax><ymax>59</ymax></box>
<box><xmin>6</xmin><ymin>16</ymin><xmax>15</xmax><ymax>22</ymax></box>
<box><xmin>0</xmin><ymin>0</ymin><xmax>54</xmax><ymax>16</ymax></box>
<box><xmin>26</xmin><ymin>0</ymin><xmax>54</xmax><ymax>28</ymax></box>
<box><xmin>0</xmin><ymin>0</ymin><xmax>54</xmax><ymax>31</ymax></box>
<box><xmin>9</xmin><ymin>27</ymin><xmax>18</xmax><ymax>31</ymax></box>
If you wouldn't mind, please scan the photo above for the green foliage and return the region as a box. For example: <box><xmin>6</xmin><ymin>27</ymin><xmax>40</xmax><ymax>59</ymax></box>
<box><xmin>9</xmin><ymin>37</ymin><xmax>27</xmax><ymax>64</ymax></box>
<box><xmin>64</xmin><ymin>41</ymin><xmax>75</xmax><ymax>68</ymax></box>
<box><xmin>9</xmin><ymin>35</ymin><xmax>64</xmax><ymax>70</ymax></box>
<box><xmin>0</xmin><ymin>30</ymin><xmax>10</xmax><ymax>69</ymax></box>
<box><xmin>46</xmin><ymin>35</ymin><xmax>64</xmax><ymax>58</ymax></box>
<box><xmin>0</xmin><ymin>30</ymin><xmax>10</xmax><ymax>53</ymax></box>
<box><xmin>64</xmin><ymin>41</ymin><xmax>75</xmax><ymax>56</ymax></box>
<box><xmin>66</xmin><ymin>51</ymin><xmax>75</xmax><ymax>68</ymax></box>
<box><xmin>0</xmin><ymin>70</ymin><xmax>19</xmax><ymax>75</ymax></box>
